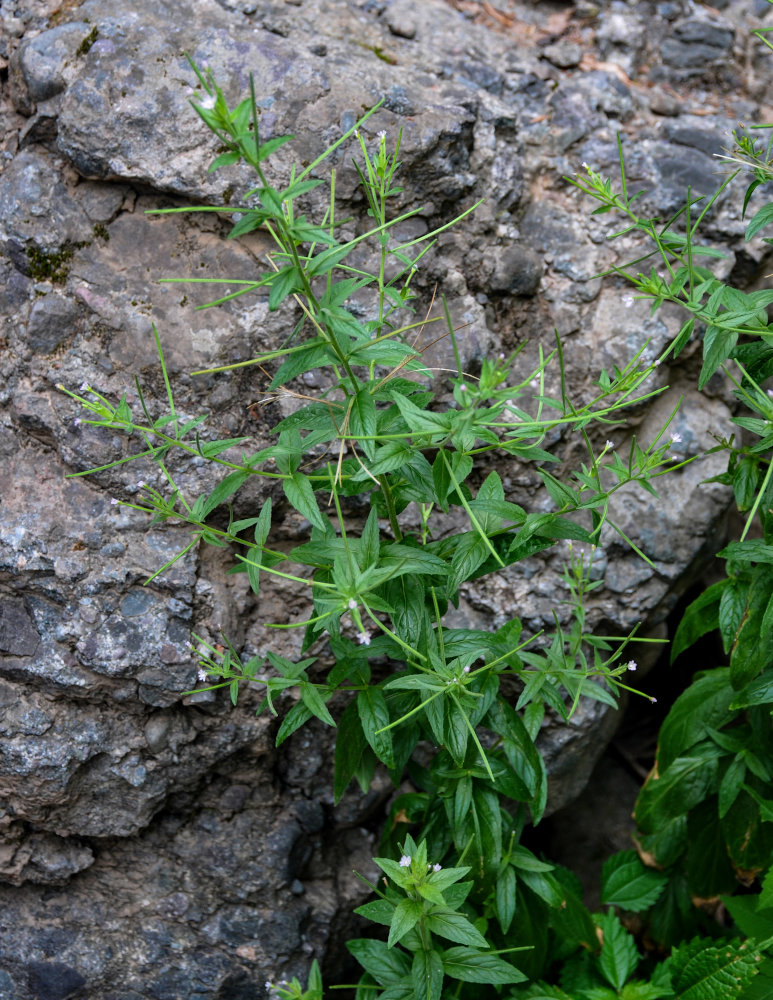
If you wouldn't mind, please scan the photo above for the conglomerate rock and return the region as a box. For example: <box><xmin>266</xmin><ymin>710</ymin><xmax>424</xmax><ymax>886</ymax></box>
<box><xmin>0</xmin><ymin>0</ymin><xmax>769</xmax><ymax>994</ymax></box>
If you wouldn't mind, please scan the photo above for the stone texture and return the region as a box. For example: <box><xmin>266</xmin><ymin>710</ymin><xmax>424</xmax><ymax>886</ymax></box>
<box><xmin>0</xmin><ymin>0</ymin><xmax>765</xmax><ymax>993</ymax></box>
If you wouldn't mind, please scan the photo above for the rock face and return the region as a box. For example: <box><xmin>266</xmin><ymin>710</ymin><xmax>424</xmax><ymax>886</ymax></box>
<box><xmin>0</xmin><ymin>0</ymin><xmax>766</xmax><ymax>994</ymax></box>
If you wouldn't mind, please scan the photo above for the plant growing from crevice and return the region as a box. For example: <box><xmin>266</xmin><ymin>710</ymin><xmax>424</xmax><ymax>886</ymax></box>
<box><xmin>55</xmin><ymin>57</ymin><xmax>739</xmax><ymax>999</ymax></box>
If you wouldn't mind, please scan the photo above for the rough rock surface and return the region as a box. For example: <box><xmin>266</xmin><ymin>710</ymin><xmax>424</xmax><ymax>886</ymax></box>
<box><xmin>0</xmin><ymin>0</ymin><xmax>770</xmax><ymax>994</ymax></box>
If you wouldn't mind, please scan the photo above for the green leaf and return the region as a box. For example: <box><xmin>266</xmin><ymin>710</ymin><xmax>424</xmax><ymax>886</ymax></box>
<box><xmin>347</xmin><ymin>938</ymin><xmax>411</xmax><ymax>984</ymax></box>
<box><xmin>349</xmin><ymin>386</ymin><xmax>377</xmax><ymax>460</ymax></box>
<box><xmin>448</xmin><ymin>532</ymin><xmax>492</xmax><ymax>595</ymax></box>
<box><xmin>411</xmin><ymin>949</ymin><xmax>443</xmax><ymax>1000</ymax></box>
<box><xmin>686</xmin><ymin>797</ymin><xmax>736</xmax><ymax>897</ymax></box>
<box><xmin>192</xmin><ymin>468</ymin><xmax>250</xmax><ymax>521</ymax></box>
<box><xmin>671</xmin><ymin>580</ymin><xmax>727</xmax><ymax>662</ymax></box>
<box><xmin>722</xmin><ymin>894</ymin><xmax>773</xmax><ymax>940</ymax></box>
<box><xmin>358</xmin><ymin>687</ymin><xmax>395</xmax><ymax>768</ymax></box>
<box><xmin>746</xmin><ymin>200</ymin><xmax>773</xmax><ymax>240</ymax></box>
<box><xmin>718</xmin><ymin>756</ymin><xmax>746</xmax><ymax>818</ymax></box>
<box><xmin>670</xmin><ymin>937</ymin><xmax>761</xmax><ymax>1000</ymax></box>
<box><xmin>355</xmin><ymin>897</ymin><xmax>396</xmax><ymax>927</ymax></box>
<box><xmin>299</xmin><ymin>680</ymin><xmax>335</xmax><ymax>727</ymax></box>
<box><xmin>720</xmin><ymin>580</ymin><xmax>749</xmax><ymax>655</ymax></box>
<box><xmin>719</xmin><ymin>539</ymin><xmax>773</xmax><ymax>566</ymax></box>
<box><xmin>425</xmin><ymin>908</ymin><xmax>488</xmax><ymax>948</ymax></box>
<box><xmin>601</xmin><ymin>850</ymin><xmax>668</xmax><ymax>912</ymax></box>
<box><xmin>730</xmin><ymin>566</ymin><xmax>773</xmax><ymax>689</ymax></box>
<box><xmin>698</xmin><ymin>325</ymin><xmax>738</xmax><ymax>390</ymax></box>
<box><xmin>388</xmin><ymin>898</ymin><xmax>424</xmax><ymax>947</ymax></box>
<box><xmin>441</xmin><ymin>947</ymin><xmax>527</xmax><ymax>985</ymax></box>
<box><xmin>334</xmin><ymin>700</ymin><xmax>368</xmax><ymax>802</ymax></box>
<box><xmin>635</xmin><ymin>743</ymin><xmax>722</xmax><ymax>834</ymax></box>
<box><xmin>275</xmin><ymin>701</ymin><xmax>313</xmax><ymax>746</ymax></box>
<box><xmin>246</xmin><ymin>498</ymin><xmax>272</xmax><ymax>596</ymax></box>
<box><xmin>496</xmin><ymin>863</ymin><xmax>517</xmax><ymax>933</ymax></box>
<box><xmin>392</xmin><ymin>392</ymin><xmax>450</xmax><ymax>437</ymax></box>
<box><xmin>270</xmin><ymin>340</ymin><xmax>334</xmax><ymax>389</ymax></box>
<box><xmin>267</xmin><ymin>264</ymin><xmax>303</xmax><ymax>311</ymax></box>
<box><xmin>729</xmin><ymin>673</ymin><xmax>773</xmax><ymax>709</ymax></box>
<box><xmin>657</xmin><ymin>669</ymin><xmax>737</xmax><ymax>771</ymax></box>
<box><xmin>598</xmin><ymin>912</ymin><xmax>639</xmax><ymax>992</ymax></box>
<box><xmin>283</xmin><ymin>471</ymin><xmax>328</xmax><ymax>531</ymax></box>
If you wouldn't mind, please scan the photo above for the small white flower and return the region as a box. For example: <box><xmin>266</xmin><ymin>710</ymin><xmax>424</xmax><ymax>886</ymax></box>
<box><xmin>136</xmin><ymin>480</ymin><xmax>145</xmax><ymax>489</ymax></box>
<box><xmin>498</xmin><ymin>353</ymin><xmax>505</xmax><ymax>361</ymax></box>
<box><xmin>627</xmin><ymin>660</ymin><xmax>637</xmax><ymax>671</ymax></box>
<box><xmin>669</xmin><ymin>454</ymin><xmax>679</xmax><ymax>462</ymax></box>
<box><xmin>650</xmin><ymin>696</ymin><xmax>657</xmax><ymax>704</ymax></box>
<box><xmin>80</xmin><ymin>381</ymin><xmax>89</xmax><ymax>392</ymax></box>
<box><xmin>347</xmin><ymin>598</ymin><xmax>357</xmax><ymax>610</ymax></box>
<box><xmin>463</xmin><ymin>665</ymin><xmax>470</xmax><ymax>674</ymax></box>
<box><xmin>622</xmin><ymin>295</ymin><xmax>635</xmax><ymax>309</ymax></box>
<box><xmin>197</xmin><ymin>668</ymin><xmax>209</xmax><ymax>682</ymax></box>
<box><xmin>399</xmin><ymin>855</ymin><xmax>411</xmax><ymax>867</ymax></box>
<box><xmin>605</xmin><ymin>440</ymin><xmax>614</xmax><ymax>450</ymax></box>
<box><xmin>73</xmin><ymin>417</ymin><xmax>81</xmax><ymax>427</ymax></box>
<box><xmin>377</xmin><ymin>129</ymin><xmax>387</xmax><ymax>140</ymax></box>
<box><xmin>432</xmin><ymin>863</ymin><xmax>442</xmax><ymax>872</ymax></box>
<box><xmin>582</xmin><ymin>161</ymin><xmax>589</xmax><ymax>169</ymax></box>
<box><xmin>199</xmin><ymin>94</ymin><xmax>216</xmax><ymax>110</ymax></box>
<box><xmin>459</xmin><ymin>384</ymin><xmax>467</xmax><ymax>392</ymax></box>
<box><xmin>357</xmin><ymin>631</ymin><xmax>371</xmax><ymax>646</ymax></box>
<box><xmin>670</xmin><ymin>432</ymin><xmax>683</xmax><ymax>444</ymax></box>
<box><xmin>653</xmin><ymin>358</ymin><xmax>661</xmax><ymax>367</ymax></box>
<box><xmin>109</xmin><ymin>497</ymin><xmax>119</xmax><ymax>506</ymax></box>
<box><xmin>354</xmin><ymin>129</ymin><xmax>360</xmax><ymax>139</ymax></box>
<box><xmin>767</xmin><ymin>388</ymin><xmax>773</xmax><ymax>399</ymax></box>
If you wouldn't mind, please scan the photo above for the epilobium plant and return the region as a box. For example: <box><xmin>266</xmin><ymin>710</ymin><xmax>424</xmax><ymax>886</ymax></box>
<box><xmin>59</xmin><ymin>59</ymin><xmax>697</xmax><ymax>997</ymax></box>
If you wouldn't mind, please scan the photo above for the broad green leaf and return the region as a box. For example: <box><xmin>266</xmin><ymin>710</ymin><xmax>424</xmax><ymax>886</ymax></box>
<box><xmin>349</xmin><ymin>385</ymin><xmax>377</xmax><ymax>460</ymax></box>
<box><xmin>299</xmin><ymin>680</ymin><xmax>335</xmax><ymax>727</ymax></box>
<box><xmin>283</xmin><ymin>471</ymin><xmax>328</xmax><ymax>531</ymax></box>
<box><xmin>635</xmin><ymin>743</ymin><xmax>722</xmax><ymax>834</ymax></box>
<box><xmin>719</xmin><ymin>579</ymin><xmax>748</xmax><ymax>655</ymax></box>
<box><xmin>601</xmin><ymin>850</ymin><xmax>668</xmax><ymax>912</ymax></box>
<box><xmin>334</xmin><ymin>700</ymin><xmax>368</xmax><ymax>802</ymax></box>
<box><xmin>192</xmin><ymin>468</ymin><xmax>250</xmax><ymax>521</ymax></box>
<box><xmin>496</xmin><ymin>863</ymin><xmax>517</xmax><ymax>933</ymax></box>
<box><xmin>718</xmin><ymin>756</ymin><xmax>746</xmax><ymax>818</ymax></box>
<box><xmin>746</xmin><ymin>200</ymin><xmax>773</xmax><ymax>240</ymax></box>
<box><xmin>424</xmin><ymin>908</ymin><xmax>487</xmax><ymax>947</ymax></box>
<box><xmin>598</xmin><ymin>912</ymin><xmax>639</xmax><ymax>992</ymax></box>
<box><xmin>657</xmin><ymin>669</ymin><xmax>737</xmax><ymax>771</ymax></box>
<box><xmin>443</xmin><ymin>702</ymin><xmax>469</xmax><ymax>767</ymax></box>
<box><xmin>729</xmin><ymin>669</ymin><xmax>773</xmax><ymax>710</ymax></box>
<box><xmin>270</xmin><ymin>339</ymin><xmax>333</xmax><ymax>389</ymax></box>
<box><xmin>411</xmin><ymin>949</ymin><xmax>443</xmax><ymax>1000</ymax></box>
<box><xmin>388</xmin><ymin>898</ymin><xmax>424</xmax><ymax>947</ymax></box>
<box><xmin>441</xmin><ymin>947</ymin><xmax>527</xmax><ymax>985</ymax></box>
<box><xmin>730</xmin><ymin>566</ymin><xmax>773</xmax><ymax>689</ymax></box>
<box><xmin>355</xmin><ymin>897</ymin><xmax>395</xmax><ymax>927</ymax></box>
<box><xmin>267</xmin><ymin>264</ymin><xmax>303</xmax><ymax>311</ymax></box>
<box><xmin>671</xmin><ymin>580</ymin><xmax>727</xmax><ymax>662</ymax></box>
<box><xmin>275</xmin><ymin>701</ymin><xmax>313</xmax><ymax>746</ymax></box>
<box><xmin>347</xmin><ymin>938</ymin><xmax>411</xmax><ymax>984</ymax></box>
<box><xmin>670</xmin><ymin>937</ymin><xmax>760</xmax><ymax>1000</ymax></box>
<box><xmin>358</xmin><ymin>687</ymin><xmax>394</xmax><ymax>768</ymax></box>
<box><xmin>686</xmin><ymin>797</ymin><xmax>736</xmax><ymax>897</ymax></box>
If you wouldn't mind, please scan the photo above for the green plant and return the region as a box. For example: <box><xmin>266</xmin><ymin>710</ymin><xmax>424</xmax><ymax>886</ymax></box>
<box><xmin>57</xmin><ymin>59</ymin><xmax>717</xmax><ymax>999</ymax></box>
<box><xmin>560</xmin><ymin>21</ymin><xmax>773</xmax><ymax>990</ymax></box>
